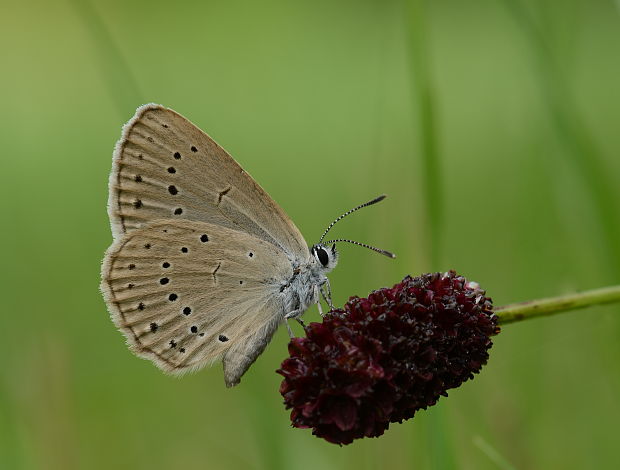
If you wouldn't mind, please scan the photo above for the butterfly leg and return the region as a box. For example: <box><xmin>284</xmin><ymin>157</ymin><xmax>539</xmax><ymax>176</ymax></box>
<box><xmin>322</xmin><ymin>278</ymin><xmax>335</xmax><ymax>310</ymax></box>
<box><xmin>285</xmin><ymin>320</ymin><xmax>294</xmax><ymax>338</ymax></box>
<box><xmin>313</xmin><ymin>284</ymin><xmax>329</xmax><ymax>317</ymax></box>
<box><xmin>316</xmin><ymin>290</ymin><xmax>324</xmax><ymax>317</ymax></box>
<box><xmin>284</xmin><ymin>309</ymin><xmax>302</xmax><ymax>338</ymax></box>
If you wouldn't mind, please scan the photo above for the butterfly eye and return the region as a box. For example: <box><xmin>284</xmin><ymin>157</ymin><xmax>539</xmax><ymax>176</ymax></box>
<box><xmin>315</xmin><ymin>247</ymin><xmax>329</xmax><ymax>267</ymax></box>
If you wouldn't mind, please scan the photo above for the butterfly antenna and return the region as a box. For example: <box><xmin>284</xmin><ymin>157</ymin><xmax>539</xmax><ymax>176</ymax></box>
<box><xmin>323</xmin><ymin>239</ymin><xmax>396</xmax><ymax>258</ymax></box>
<box><xmin>318</xmin><ymin>194</ymin><xmax>387</xmax><ymax>243</ymax></box>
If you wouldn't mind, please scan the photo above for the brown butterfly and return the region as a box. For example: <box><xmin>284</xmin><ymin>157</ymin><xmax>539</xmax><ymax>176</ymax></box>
<box><xmin>100</xmin><ymin>104</ymin><xmax>394</xmax><ymax>386</ymax></box>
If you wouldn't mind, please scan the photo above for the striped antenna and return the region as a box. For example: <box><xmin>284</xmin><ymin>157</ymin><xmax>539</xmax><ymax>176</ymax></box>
<box><xmin>324</xmin><ymin>239</ymin><xmax>396</xmax><ymax>259</ymax></box>
<box><xmin>318</xmin><ymin>194</ymin><xmax>387</xmax><ymax>243</ymax></box>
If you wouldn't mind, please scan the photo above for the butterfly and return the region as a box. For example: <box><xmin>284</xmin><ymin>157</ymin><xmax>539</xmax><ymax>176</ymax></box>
<box><xmin>100</xmin><ymin>104</ymin><xmax>394</xmax><ymax>387</ymax></box>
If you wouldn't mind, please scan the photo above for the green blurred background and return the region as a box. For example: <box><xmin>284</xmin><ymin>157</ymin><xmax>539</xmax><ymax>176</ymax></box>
<box><xmin>1</xmin><ymin>0</ymin><xmax>619</xmax><ymax>468</ymax></box>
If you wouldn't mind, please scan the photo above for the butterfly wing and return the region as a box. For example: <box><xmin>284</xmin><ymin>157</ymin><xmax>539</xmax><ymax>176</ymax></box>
<box><xmin>108</xmin><ymin>104</ymin><xmax>308</xmax><ymax>260</ymax></box>
<box><xmin>101</xmin><ymin>219</ymin><xmax>292</xmax><ymax>386</ymax></box>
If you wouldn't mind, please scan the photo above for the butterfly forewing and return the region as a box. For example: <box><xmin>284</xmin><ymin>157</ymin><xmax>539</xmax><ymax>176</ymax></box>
<box><xmin>108</xmin><ymin>104</ymin><xmax>308</xmax><ymax>259</ymax></box>
<box><xmin>101</xmin><ymin>219</ymin><xmax>291</xmax><ymax>382</ymax></box>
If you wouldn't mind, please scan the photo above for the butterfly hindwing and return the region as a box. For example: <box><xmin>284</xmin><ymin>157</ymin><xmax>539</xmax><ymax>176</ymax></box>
<box><xmin>101</xmin><ymin>219</ymin><xmax>292</xmax><ymax>384</ymax></box>
<box><xmin>108</xmin><ymin>104</ymin><xmax>308</xmax><ymax>259</ymax></box>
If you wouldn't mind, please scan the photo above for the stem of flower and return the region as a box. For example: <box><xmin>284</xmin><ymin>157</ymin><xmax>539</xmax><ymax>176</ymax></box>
<box><xmin>495</xmin><ymin>285</ymin><xmax>620</xmax><ymax>325</ymax></box>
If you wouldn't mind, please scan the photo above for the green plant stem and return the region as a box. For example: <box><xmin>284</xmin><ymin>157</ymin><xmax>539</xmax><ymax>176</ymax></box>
<box><xmin>495</xmin><ymin>285</ymin><xmax>620</xmax><ymax>325</ymax></box>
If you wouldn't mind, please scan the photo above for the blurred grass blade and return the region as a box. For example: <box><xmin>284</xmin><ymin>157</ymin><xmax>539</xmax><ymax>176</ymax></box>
<box><xmin>500</xmin><ymin>0</ymin><xmax>620</xmax><ymax>280</ymax></box>
<box><xmin>406</xmin><ymin>0</ymin><xmax>443</xmax><ymax>269</ymax></box>
<box><xmin>69</xmin><ymin>0</ymin><xmax>144</xmax><ymax>116</ymax></box>
<box><xmin>244</xmin><ymin>375</ymin><xmax>285</xmax><ymax>470</ymax></box>
<box><xmin>473</xmin><ymin>436</ymin><xmax>517</xmax><ymax>470</ymax></box>
<box><xmin>406</xmin><ymin>1</ymin><xmax>454</xmax><ymax>469</ymax></box>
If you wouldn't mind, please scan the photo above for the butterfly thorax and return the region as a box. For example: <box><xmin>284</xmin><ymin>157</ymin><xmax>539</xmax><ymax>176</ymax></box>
<box><xmin>279</xmin><ymin>244</ymin><xmax>338</xmax><ymax>319</ymax></box>
<box><xmin>280</xmin><ymin>261</ymin><xmax>324</xmax><ymax>319</ymax></box>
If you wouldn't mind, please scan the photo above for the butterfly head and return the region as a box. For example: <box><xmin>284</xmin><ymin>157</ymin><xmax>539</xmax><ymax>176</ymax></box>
<box><xmin>311</xmin><ymin>243</ymin><xmax>339</xmax><ymax>272</ymax></box>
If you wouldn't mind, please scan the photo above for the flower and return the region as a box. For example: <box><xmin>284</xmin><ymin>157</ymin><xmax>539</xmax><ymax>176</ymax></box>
<box><xmin>277</xmin><ymin>271</ymin><xmax>499</xmax><ymax>445</ymax></box>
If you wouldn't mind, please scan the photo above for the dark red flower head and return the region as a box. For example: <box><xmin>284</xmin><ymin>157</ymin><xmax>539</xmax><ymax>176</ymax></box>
<box><xmin>277</xmin><ymin>271</ymin><xmax>499</xmax><ymax>445</ymax></box>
